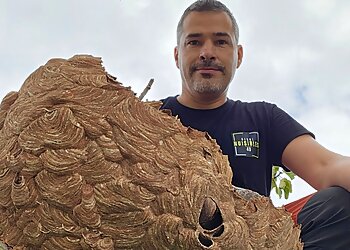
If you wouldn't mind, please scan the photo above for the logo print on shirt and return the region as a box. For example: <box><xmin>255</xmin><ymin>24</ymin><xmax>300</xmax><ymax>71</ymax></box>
<box><xmin>232</xmin><ymin>132</ymin><xmax>259</xmax><ymax>158</ymax></box>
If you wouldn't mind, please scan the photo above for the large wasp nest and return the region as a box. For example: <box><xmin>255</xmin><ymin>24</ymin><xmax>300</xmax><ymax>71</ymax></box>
<box><xmin>0</xmin><ymin>55</ymin><xmax>302</xmax><ymax>249</ymax></box>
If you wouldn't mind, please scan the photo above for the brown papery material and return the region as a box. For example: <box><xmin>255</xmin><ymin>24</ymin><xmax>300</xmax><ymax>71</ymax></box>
<box><xmin>0</xmin><ymin>55</ymin><xmax>302</xmax><ymax>249</ymax></box>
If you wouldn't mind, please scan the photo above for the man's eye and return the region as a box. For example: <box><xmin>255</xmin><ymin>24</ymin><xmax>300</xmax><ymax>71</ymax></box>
<box><xmin>216</xmin><ymin>40</ymin><xmax>228</xmax><ymax>46</ymax></box>
<box><xmin>187</xmin><ymin>40</ymin><xmax>200</xmax><ymax>46</ymax></box>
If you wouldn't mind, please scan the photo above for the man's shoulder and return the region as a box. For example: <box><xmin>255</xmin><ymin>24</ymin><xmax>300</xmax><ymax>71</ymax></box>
<box><xmin>226</xmin><ymin>100</ymin><xmax>282</xmax><ymax>123</ymax></box>
<box><xmin>229</xmin><ymin>99</ymin><xmax>277</xmax><ymax>110</ymax></box>
<box><xmin>160</xmin><ymin>96</ymin><xmax>178</xmax><ymax>109</ymax></box>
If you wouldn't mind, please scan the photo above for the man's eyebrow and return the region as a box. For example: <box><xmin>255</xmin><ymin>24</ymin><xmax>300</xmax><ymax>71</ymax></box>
<box><xmin>214</xmin><ymin>32</ymin><xmax>230</xmax><ymax>37</ymax></box>
<box><xmin>185</xmin><ymin>32</ymin><xmax>232</xmax><ymax>39</ymax></box>
<box><xmin>185</xmin><ymin>33</ymin><xmax>203</xmax><ymax>39</ymax></box>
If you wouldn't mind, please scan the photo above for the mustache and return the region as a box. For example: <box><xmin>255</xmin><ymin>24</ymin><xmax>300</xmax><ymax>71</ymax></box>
<box><xmin>190</xmin><ymin>60</ymin><xmax>225</xmax><ymax>75</ymax></box>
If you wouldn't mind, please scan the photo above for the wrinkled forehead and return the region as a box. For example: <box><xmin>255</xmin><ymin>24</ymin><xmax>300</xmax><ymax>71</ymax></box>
<box><xmin>181</xmin><ymin>11</ymin><xmax>235</xmax><ymax>41</ymax></box>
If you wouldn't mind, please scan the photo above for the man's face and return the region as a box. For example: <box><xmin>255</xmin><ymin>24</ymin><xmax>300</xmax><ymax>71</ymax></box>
<box><xmin>175</xmin><ymin>11</ymin><xmax>243</xmax><ymax>99</ymax></box>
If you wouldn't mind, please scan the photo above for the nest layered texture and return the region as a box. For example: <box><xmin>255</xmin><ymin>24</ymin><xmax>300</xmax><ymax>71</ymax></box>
<box><xmin>0</xmin><ymin>55</ymin><xmax>302</xmax><ymax>249</ymax></box>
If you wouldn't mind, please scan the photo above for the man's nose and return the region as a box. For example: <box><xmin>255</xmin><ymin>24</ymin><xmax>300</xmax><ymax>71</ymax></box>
<box><xmin>199</xmin><ymin>42</ymin><xmax>216</xmax><ymax>61</ymax></box>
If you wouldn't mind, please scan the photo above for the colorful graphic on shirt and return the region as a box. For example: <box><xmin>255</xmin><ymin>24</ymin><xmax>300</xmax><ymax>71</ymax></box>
<box><xmin>232</xmin><ymin>132</ymin><xmax>259</xmax><ymax>158</ymax></box>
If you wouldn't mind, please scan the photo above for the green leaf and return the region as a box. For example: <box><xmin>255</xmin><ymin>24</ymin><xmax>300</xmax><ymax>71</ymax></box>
<box><xmin>285</xmin><ymin>171</ymin><xmax>296</xmax><ymax>180</ymax></box>
<box><xmin>276</xmin><ymin>186</ymin><xmax>282</xmax><ymax>198</ymax></box>
<box><xmin>283</xmin><ymin>178</ymin><xmax>292</xmax><ymax>199</ymax></box>
<box><xmin>272</xmin><ymin>166</ymin><xmax>279</xmax><ymax>177</ymax></box>
<box><xmin>285</xmin><ymin>179</ymin><xmax>292</xmax><ymax>193</ymax></box>
<box><xmin>271</xmin><ymin>178</ymin><xmax>277</xmax><ymax>190</ymax></box>
<box><xmin>284</xmin><ymin>187</ymin><xmax>290</xmax><ymax>199</ymax></box>
<box><xmin>271</xmin><ymin>166</ymin><xmax>295</xmax><ymax>199</ymax></box>
<box><xmin>279</xmin><ymin>178</ymin><xmax>287</xmax><ymax>189</ymax></box>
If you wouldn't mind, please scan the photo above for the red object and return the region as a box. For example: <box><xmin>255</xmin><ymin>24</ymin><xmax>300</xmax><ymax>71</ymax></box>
<box><xmin>284</xmin><ymin>193</ymin><xmax>314</xmax><ymax>224</ymax></box>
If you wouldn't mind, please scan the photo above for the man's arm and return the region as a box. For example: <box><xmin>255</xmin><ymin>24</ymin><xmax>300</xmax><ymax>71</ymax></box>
<box><xmin>282</xmin><ymin>134</ymin><xmax>350</xmax><ymax>192</ymax></box>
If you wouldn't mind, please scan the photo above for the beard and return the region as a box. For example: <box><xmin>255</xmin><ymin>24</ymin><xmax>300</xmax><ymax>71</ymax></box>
<box><xmin>193</xmin><ymin>79</ymin><xmax>225</xmax><ymax>94</ymax></box>
<box><xmin>191</xmin><ymin>74</ymin><xmax>227</xmax><ymax>94</ymax></box>
<box><xmin>189</xmin><ymin>60</ymin><xmax>227</xmax><ymax>94</ymax></box>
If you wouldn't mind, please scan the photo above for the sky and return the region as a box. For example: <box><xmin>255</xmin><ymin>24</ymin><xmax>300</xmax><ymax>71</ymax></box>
<box><xmin>1</xmin><ymin>0</ymin><xmax>349</xmax><ymax>206</ymax></box>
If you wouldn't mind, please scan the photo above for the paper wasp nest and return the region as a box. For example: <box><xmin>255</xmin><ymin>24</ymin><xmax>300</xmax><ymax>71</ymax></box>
<box><xmin>0</xmin><ymin>55</ymin><xmax>302</xmax><ymax>249</ymax></box>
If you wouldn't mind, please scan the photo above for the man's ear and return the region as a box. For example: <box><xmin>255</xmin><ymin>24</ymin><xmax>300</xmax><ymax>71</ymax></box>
<box><xmin>236</xmin><ymin>45</ymin><xmax>243</xmax><ymax>68</ymax></box>
<box><xmin>174</xmin><ymin>46</ymin><xmax>179</xmax><ymax>69</ymax></box>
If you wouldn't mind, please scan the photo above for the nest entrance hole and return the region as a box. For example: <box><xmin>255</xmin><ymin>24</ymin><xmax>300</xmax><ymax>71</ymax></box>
<box><xmin>198</xmin><ymin>197</ymin><xmax>225</xmax><ymax>247</ymax></box>
<box><xmin>199</xmin><ymin>197</ymin><xmax>223</xmax><ymax>231</ymax></box>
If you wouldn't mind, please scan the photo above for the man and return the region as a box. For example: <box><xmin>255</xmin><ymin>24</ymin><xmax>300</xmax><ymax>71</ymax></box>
<box><xmin>161</xmin><ymin>0</ymin><xmax>350</xmax><ymax>249</ymax></box>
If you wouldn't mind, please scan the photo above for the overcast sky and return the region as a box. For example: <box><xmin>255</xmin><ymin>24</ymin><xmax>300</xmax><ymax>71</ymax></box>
<box><xmin>1</xmin><ymin>0</ymin><xmax>349</xmax><ymax>206</ymax></box>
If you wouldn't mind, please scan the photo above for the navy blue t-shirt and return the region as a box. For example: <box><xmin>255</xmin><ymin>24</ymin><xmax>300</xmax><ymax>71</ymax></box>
<box><xmin>160</xmin><ymin>96</ymin><xmax>314</xmax><ymax>196</ymax></box>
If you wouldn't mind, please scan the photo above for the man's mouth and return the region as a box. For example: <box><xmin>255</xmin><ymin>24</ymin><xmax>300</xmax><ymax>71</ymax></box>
<box><xmin>196</xmin><ymin>67</ymin><xmax>222</xmax><ymax>74</ymax></box>
<box><xmin>190</xmin><ymin>62</ymin><xmax>225</xmax><ymax>76</ymax></box>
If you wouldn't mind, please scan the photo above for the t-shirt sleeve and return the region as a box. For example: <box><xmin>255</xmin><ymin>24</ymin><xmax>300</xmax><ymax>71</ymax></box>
<box><xmin>270</xmin><ymin>104</ymin><xmax>315</xmax><ymax>169</ymax></box>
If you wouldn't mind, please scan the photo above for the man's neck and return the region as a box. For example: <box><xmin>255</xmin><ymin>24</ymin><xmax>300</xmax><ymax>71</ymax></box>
<box><xmin>177</xmin><ymin>94</ymin><xmax>227</xmax><ymax>109</ymax></box>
